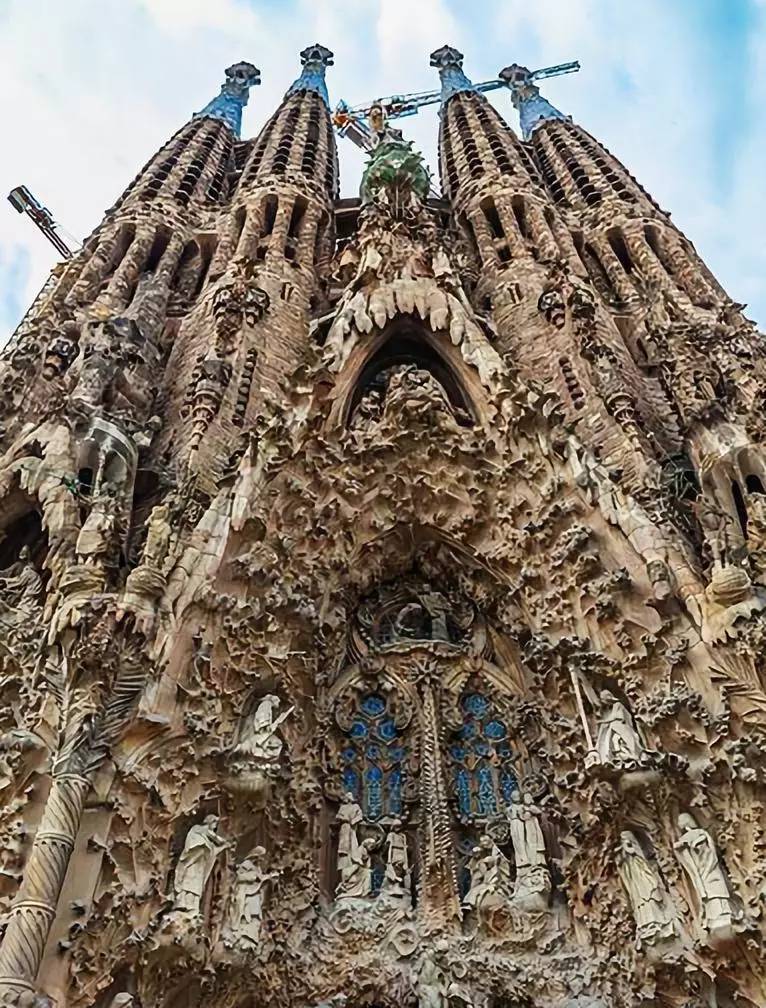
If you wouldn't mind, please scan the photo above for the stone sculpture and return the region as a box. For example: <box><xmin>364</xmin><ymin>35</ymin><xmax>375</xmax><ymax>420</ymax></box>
<box><xmin>379</xmin><ymin>820</ymin><xmax>411</xmax><ymax>904</ymax></box>
<box><xmin>507</xmin><ymin>791</ymin><xmax>550</xmax><ymax>910</ymax></box>
<box><xmin>223</xmin><ymin>847</ymin><xmax>279</xmax><ymax>951</ymax></box>
<box><xmin>674</xmin><ymin>813</ymin><xmax>738</xmax><ymax>940</ymax></box>
<box><xmin>172</xmin><ymin>815</ymin><xmax>230</xmax><ymax>917</ymax></box>
<box><xmin>616</xmin><ymin>831</ymin><xmax>676</xmax><ymax>948</ymax></box>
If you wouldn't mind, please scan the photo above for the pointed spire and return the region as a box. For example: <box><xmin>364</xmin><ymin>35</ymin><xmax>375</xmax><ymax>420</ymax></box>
<box><xmin>286</xmin><ymin>43</ymin><xmax>334</xmax><ymax>107</ymax></box>
<box><xmin>195</xmin><ymin>61</ymin><xmax>261</xmax><ymax>136</ymax></box>
<box><xmin>499</xmin><ymin>63</ymin><xmax>569</xmax><ymax>140</ymax></box>
<box><xmin>430</xmin><ymin>45</ymin><xmax>479</xmax><ymax>103</ymax></box>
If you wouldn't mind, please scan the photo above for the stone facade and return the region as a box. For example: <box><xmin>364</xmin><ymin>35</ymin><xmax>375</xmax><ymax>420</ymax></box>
<box><xmin>0</xmin><ymin>41</ymin><xmax>764</xmax><ymax>1008</ymax></box>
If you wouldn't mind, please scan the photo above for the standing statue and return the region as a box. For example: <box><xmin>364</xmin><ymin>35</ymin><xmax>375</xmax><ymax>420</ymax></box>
<box><xmin>674</xmin><ymin>813</ymin><xmax>737</xmax><ymax>938</ymax></box>
<box><xmin>172</xmin><ymin>815</ymin><xmax>229</xmax><ymax>917</ymax></box>
<box><xmin>0</xmin><ymin>546</ymin><xmax>43</xmax><ymax>618</ymax></box>
<box><xmin>336</xmin><ymin>792</ymin><xmax>364</xmax><ymax>867</ymax></box>
<box><xmin>223</xmin><ymin>847</ymin><xmax>279</xmax><ymax>951</ymax></box>
<box><xmin>415</xmin><ymin>942</ymin><xmax>450</xmax><ymax>1008</ymax></box>
<box><xmin>75</xmin><ymin>481</ymin><xmax>119</xmax><ymax>566</ymax></box>
<box><xmin>507</xmin><ymin>791</ymin><xmax>550</xmax><ymax>910</ymax></box>
<box><xmin>616</xmin><ymin>830</ymin><xmax>676</xmax><ymax>947</ymax></box>
<box><xmin>380</xmin><ymin>820</ymin><xmax>411</xmax><ymax>904</ymax></box>
<box><xmin>462</xmin><ymin>835</ymin><xmax>512</xmax><ymax>910</ymax></box>
<box><xmin>233</xmin><ymin>694</ymin><xmax>293</xmax><ymax>764</ymax></box>
<box><xmin>594</xmin><ymin>690</ymin><xmax>646</xmax><ymax>767</ymax></box>
<box><xmin>140</xmin><ymin>502</ymin><xmax>171</xmax><ymax>570</ymax></box>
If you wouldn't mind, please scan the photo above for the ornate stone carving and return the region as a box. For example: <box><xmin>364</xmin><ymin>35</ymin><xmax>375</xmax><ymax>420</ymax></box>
<box><xmin>674</xmin><ymin>813</ymin><xmax>739</xmax><ymax>941</ymax></box>
<box><xmin>507</xmin><ymin>791</ymin><xmax>550</xmax><ymax>911</ymax></box>
<box><xmin>616</xmin><ymin>831</ymin><xmax>676</xmax><ymax>949</ymax></box>
<box><xmin>171</xmin><ymin>816</ymin><xmax>230</xmax><ymax>917</ymax></box>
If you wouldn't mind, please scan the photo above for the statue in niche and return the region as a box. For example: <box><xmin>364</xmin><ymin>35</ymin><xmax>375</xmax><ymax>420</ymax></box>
<box><xmin>462</xmin><ymin>835</ymin><xmax>513</xmax><ymax>911</ymax></box>
<box><xmin>379</xmin><ymin>819</ymin><xmax>411</xmax><ymax>905</ymax></box>
<box><xmin>584</xmin><ymin>693</ymin><xmax>653</xmax><ymax>770</ymax></box>
<box><xmin>172</xmin><ymin>815</ymin><xmax>230</xmax><ymax>917</ymax></box>
<box><xmin>140</xmin><ymin>502</ymin><xmax>171</xmax><ymax>570</ymax></box>
<box><xmin>616</xmin><ymin>830</ymin><xmax>676</xmax><ymax>947</ymax></box>
<box><xmin>393</xmin><ymin>591</ymin><xmax>450</xmax><ymax>642</ymax></box>
<box><xmin>75</xmin><ymin>480</ymin><xmax>120</xmax><ymax>567</ymax></box>
<box><xmin>507</xmin><ymin>791</ymin><xmax>550</xmax><ymax>911</ymax></box>
<box><xmin>383</xmin><ymin>366</ymin><xmax>461</xmax><ymax>428</ymax></box>
<box><xmin>0</xmin><ymin>546</ymin><xmax>43</xmax><ymax>619</ymax></box>
<box><xmin>349</xmin><ymin>386</ymin><xmax>384</xmax><ymax>433</ymax></box>
<box><xmin>223</xmin><ymin>846</ymin><xmax>279</xmax><ymax>951</ymax></box>
<box><xmin>674</xmin><ymin>813</ymin><xmax>738</xmax><ymax>939</ymax></box>
<box><xmin>233</xmin><ymin>695</ymin><xmax>293</xmax><ymax>764</ymax></box>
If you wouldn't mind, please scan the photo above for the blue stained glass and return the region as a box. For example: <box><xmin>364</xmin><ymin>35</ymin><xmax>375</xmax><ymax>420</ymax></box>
<box><xmin>473</xmin><ymin>741</ymin><xmax>490</xmax><ymax>756</ymax></box>
<box><xmin>455</xmin><ymin>768</ymin><xmax>471</xmax><ymax>816</ymax></box>
<box><xmin>501</xmin><ymin>770</ymin><xmax>518</xmax><ymax>805</ymax></box>
<box><xmin>388</xmin><ymin>746</ymin><xmax>405</xmax><ymax>762</ymax></box>
<box><xmin>343</xmin><ymin>767</ymin><xmax>359</xmax><ymax>796</ymax></box>
<box><xmin>484</xmin><ymin>720</ymin><xmax>506</xmax><ymax>740</ymax></box>
<box><xmin>342</xmin><ymin>747</ymin><xmax>356</xmax><ymax>762</ymax></box>
<box><xmin>462</xmin><ymin>693</ymin><xmax>489</xmax><ymax>716</ymax></box>
<box><xmin>477</xmin><ymin>765</ymin><xmax>497</xmax><ymax>816</ymax></box>
<box><xmin>365</xmin><ymin>765</ymin><xmax>383</xmax><ymax>819</ymax></box>
<box><xmin>458</xmin><ymin>723</ymin><xmax>476</xmax><ymax>740</ymax></box>
<box><xmin>361</xmin><ymin>694</ymin><xmax>386</xmax><ymax>717</ymax></box>
<box><xmin>450</xmin><ymin>745</ymin><xmax>466</xmax><ymax>760</ymax></box>
<box><xmin>350</xmin><ymin>721</ymin><xmax>368</xmax><ymax>739</ymax></box>
<box><xmin>366</xmin><ymin>744</ymin><xmax>381</xmax><ymax>759</ymax></box>
<box><xmin>377</xmin><ymin>719</ymin><xmax>397</xmax><ymax>741</ymax></box>
<box><xmin>388</xmin><ymin>767</ymin><xmax>402</xmax><ymax>815</ymax></box>
<box><xmin>497</xmin><ymin>744</ymin><xmax>511</xmax><ymax>756</ymax></box>
<box><xmin>371</xmin><ymin>865</ymin><xmax>384</xmax><ymax>894</ymax></box>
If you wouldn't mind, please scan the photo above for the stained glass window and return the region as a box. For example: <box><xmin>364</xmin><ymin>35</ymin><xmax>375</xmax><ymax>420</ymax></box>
<box><xmin>341</xmin><ymin>692</ymin><xmax>406</xmax><ymax>820</ymax></box>
<box><xmin>449</xmin><ymin>692</ymin><xmax>517</xmax><ymax>820</ymax></box>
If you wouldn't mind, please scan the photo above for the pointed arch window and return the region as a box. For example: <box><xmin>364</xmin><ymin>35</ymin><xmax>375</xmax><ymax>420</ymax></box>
<box><xmin>449</xmin><ymin>692</ymin><xmax>518</xmax><ymax>820</ymax></box>
<box><xmin>341</xmin><ymin>692</ymin><xmax>407</xmax><ymax>821</ymax></box>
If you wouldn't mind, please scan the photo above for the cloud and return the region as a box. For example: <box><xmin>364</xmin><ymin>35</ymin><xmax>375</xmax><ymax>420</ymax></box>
<box><xmin>0</xmin><ymin>0</ymin><xmax>763</xmax><ymax>346</ymax></box>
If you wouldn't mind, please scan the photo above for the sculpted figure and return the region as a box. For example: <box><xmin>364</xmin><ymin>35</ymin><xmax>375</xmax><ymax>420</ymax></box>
<box><xmin>463</xmin><ymin>834</ymin><xmax>512</xmax><ymax>910</ymax></box>
<box><xmin>0</xmin><ymin>546</ymin><xmax>43</xmax><ymax>617</ymax></box>
<box><xmin>337</xmin><ymin>792</ymin><xmax>364</xmax><ymax>863</ymax></box>
<box><xmin>140</xmin><ymin>502</ymin><xmax>171</xmax><ymax>570</ymax></box>
<box><xmin>616</xmin><ymin>830</ymin><xmax>676</xmax><ymax>946</ymax></box>
<box><xmin>75</xmin><ymin>481</ymin><xmax>119</xmax><ymax>566</ymax></box>
<box><xmin>674</xmin><ymin>813</ymin><xmax>737</xmax><ymax>938</ymax></box>
<box><xmin>224</xmin><ymin>847</ymin><xmax>279</xmax><ymax>950</ymax></box>
<box><xmin>336</xmin><ymin>836</ymin><xmax>376</xmax><ymax>900</ymax></box>
<box><xmin>172</xmin><ymin>815</ymin><xmax>229</xmax><ymax>916</ymax></box>
<box><xmin>594</xmin><ymin>691</ymin><xmax>646</xmax><ymax>768</ymax></box>
<box><xmin>380</xmin><ymin>820</ymin><xmax>411</xmax><ymax>904</ymax></box>
<box><xmin>416</xmin><ymin>942</ymin><xmax>449</xmax><ymax>1008</ymax></box>
<box><xmin>507</xmin><ymin>791</ymin><xmax>550</xmax><ymax>910</ymax></box>
<box><xmin>233</xmin><ymin>694</ymin><xmax>293</xmax><ymax>764</ymax></box>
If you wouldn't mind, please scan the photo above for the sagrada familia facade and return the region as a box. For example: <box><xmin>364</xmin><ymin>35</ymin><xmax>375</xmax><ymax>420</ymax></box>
<box><xmin>0</xmin><ymin>40</ymin><xmax>765</xmax><ymax>1008</ymax></box>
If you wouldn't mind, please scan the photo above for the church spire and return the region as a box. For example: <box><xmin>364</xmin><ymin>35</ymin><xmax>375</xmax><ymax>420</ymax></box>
<box><xmin>286</xmin><ymin>43</ymin><xmax>334</xmax><ymax>107</ymax></box>
<box><xmin>195</xmin><ymin>61</ymin><xmax>261</xmax><ymax>136</ymax></box>
<box><xmin>499</xmin><ymin>63</ymin><xmax>568</xmax><ymax>140</ymax></box>
<box><xmin>430</xmin><ymin>45</ymin><xmax>479</xmax><ymax>102</ymax></box>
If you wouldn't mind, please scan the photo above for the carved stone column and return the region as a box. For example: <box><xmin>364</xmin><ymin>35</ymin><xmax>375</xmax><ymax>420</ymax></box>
<box><xmin>0</xmin><ymin>772</ymin><xmax>92</xmax><ymax>997</ymax></box>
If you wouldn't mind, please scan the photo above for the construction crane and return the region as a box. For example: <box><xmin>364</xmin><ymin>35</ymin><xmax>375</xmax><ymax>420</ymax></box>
<box><xmin>331</xmin><ymin>60</ymin><xmax>580</xmax><ymax>151</ymax></box>
<box><xmin>7</xmin><ymin>185</ymin><xmax>79</xmax><ymax>259</ymax></box>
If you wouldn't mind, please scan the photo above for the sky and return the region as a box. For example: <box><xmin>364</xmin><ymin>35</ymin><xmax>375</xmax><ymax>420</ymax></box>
<box><xmin>0</xmin><ymin>0</ymin><xmax>764</xmax><ymax>344</ymax></box>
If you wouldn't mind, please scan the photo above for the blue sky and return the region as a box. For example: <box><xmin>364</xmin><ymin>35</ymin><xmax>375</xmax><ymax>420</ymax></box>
<box><xmin>0</xmin><ymin>0</ymin><xmax>764</xmax><ymax>343</ymax></box>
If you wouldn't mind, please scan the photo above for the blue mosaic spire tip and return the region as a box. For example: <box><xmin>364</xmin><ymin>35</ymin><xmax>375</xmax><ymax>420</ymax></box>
<box><xmin>499</xmin><ymin>63</ymin><xmax>569</xmax><ymax>140</ymax></box>
<box><xmin>430</xmin><ymin>45</ymin><xmax>478</xmax><ymax>103</ymax></box>
<box><xmin>195</xmin><ymin>61</ymin><xmax>261</xmax><ymax>136</ymax></box>
<box><xmin>286</xmin><ymin>43</ymin><xmax>334</xmax><ymax>107</ymax></box>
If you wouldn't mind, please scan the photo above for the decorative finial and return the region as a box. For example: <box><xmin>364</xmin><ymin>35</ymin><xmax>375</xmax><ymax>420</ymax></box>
<box><xmin>429</xmin><ymin>45</ymin><xmax>478</xmax><ymax>102</ymax></box>
<box><xmin>499</xmin><ymin>63</ymin><xmax>568</xmax><ymax>140</ymax></box>
<box><xmin>195</xmin><ymin>61</ymin><xmax>261</xmax><ymax>136</ymax></box>
<box><xmin>286</xmin><ymin>43</ymin><xmax>334</xmax><ymax>107</ymax></box>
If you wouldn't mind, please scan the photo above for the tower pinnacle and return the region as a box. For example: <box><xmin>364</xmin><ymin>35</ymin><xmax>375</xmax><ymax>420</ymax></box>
<box><xmin>499</xmin><ymin>63</ymin><xmax>569</xmax><ymax>139</ymax></box>
<box><xmin>286</xmin><ymin>43</ymin><xmax>334</xmax><ymax>107</ymax></box>
<box><xmin>430</xmin><ymin>45</ymin><xmax>479</xmax><ymax>102</ymax></box>
<box><xmin>195</xmin><ymin>61</ymin><xmax>261</xmax><ymax>136</ymax></box>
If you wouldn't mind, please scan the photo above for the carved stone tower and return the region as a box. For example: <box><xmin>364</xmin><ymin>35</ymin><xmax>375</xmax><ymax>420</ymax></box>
<box><xmin>0</xmin><ymin>39</ymin><xmax>765</xmax><ymax>1008</ymax></box>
